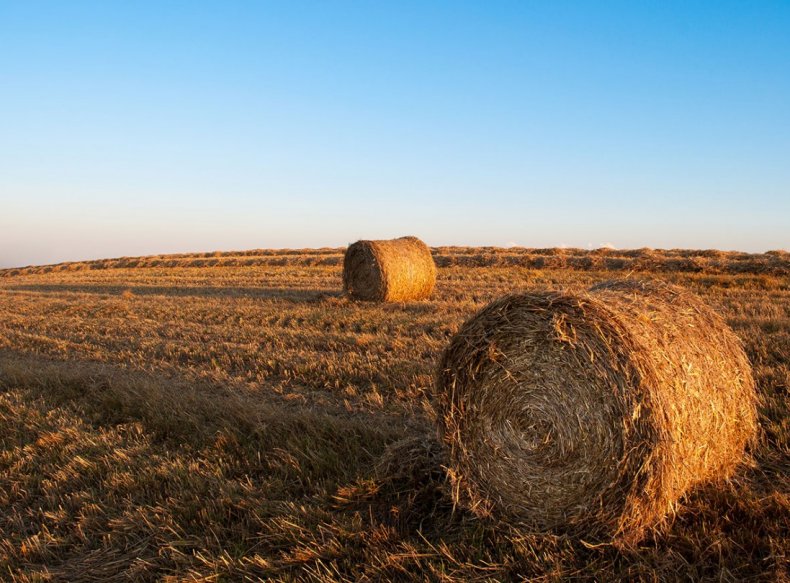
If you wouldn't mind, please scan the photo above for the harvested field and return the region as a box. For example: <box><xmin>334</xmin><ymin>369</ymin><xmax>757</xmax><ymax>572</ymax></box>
<box><xmin>0</xmin><ymin>247</ymin><xmax>788</xmax><ymax>581</ymax></box>
<box><xmin>3</xmin><ymin>245</ymin><xmax>788</xmax><ymax>277</ymax></box>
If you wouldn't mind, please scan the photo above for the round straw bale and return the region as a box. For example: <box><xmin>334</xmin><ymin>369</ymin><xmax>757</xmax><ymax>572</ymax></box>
<box><xmin>343</xmin><ymin>236</ymin><xmax>436</xmax><ymax>302</ymax></box>
<box><xmin>435</xmin><ymin>279</ymin><xmax>757</xmax><ymax>543</ymax></box>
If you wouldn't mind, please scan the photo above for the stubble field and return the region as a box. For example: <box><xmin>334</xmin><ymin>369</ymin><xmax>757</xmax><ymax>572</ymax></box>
<box><xmin>0</xmin><ymin>246</ymin><xmax>788</xmax><ymax>581</ymax></box>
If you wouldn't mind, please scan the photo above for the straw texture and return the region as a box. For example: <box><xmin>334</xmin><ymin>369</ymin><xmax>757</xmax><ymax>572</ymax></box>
<box><xmin>435</xmin><ymin>279</ymin><xmax>758</xmax><ymax>544</ymax></box>
<box><xmin>343</xmin><ymin>236</ymin><xmax>436</xmax><ymax>302</ymax></box>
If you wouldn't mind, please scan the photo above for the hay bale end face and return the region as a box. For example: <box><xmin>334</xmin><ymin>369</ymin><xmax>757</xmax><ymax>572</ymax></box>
<box><xmin>435</xmin><ymin>279</ymin><xmax>757</xmax><ymax>544</ymax></box>
<box><xmin>343</xmin><ymin>236</ymin><xmax>437</xmax><ymax>302</ymax></box>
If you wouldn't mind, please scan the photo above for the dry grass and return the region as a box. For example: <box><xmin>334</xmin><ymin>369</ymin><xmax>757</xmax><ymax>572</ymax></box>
<box><xmin>343</xmin><ymin>236</ymin><xmax>436</xmax><ymax>302</ymax></box>
<box><xmin>436</xmin><ymin>280</ymin><xmax>757</xmax><ymax>545</ymax></box>
<box><xmin>0</xmin><ymin>247</ymin><xmax>787</xmax><ymax>581</ymax></box>
<box><xmin>3</xmin><ymin>246</ymin><xmax>788</xmax><ymax>277</ymax></box>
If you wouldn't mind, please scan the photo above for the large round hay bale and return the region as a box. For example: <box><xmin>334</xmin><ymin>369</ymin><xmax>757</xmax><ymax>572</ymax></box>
<box><xmin>435</xmin><ymin>279</ymin><xmax>757</xmax><ymax>544</ymax></box>
<box><xmin>343</xmin><ymin>236</ymin><xmax>436</xmax><ymax>302</ymax></box>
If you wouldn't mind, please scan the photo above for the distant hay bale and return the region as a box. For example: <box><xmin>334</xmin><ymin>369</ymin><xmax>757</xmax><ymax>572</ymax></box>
<box><xmin>343</xmin><ymin>236</ymin><xmax>436</xmax><ymax>302</ymax></box>
<box><xmin>435</xmin><ymin>279</ymin><xmax>757</xmax><ymax>544</ymax></box>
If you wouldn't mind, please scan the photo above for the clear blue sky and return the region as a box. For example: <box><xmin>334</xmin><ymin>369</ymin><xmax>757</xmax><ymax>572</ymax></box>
<box><xmin>1</xmin><ymin>1</ymin><xmax>788</xmax><ymax>267</ymax></box>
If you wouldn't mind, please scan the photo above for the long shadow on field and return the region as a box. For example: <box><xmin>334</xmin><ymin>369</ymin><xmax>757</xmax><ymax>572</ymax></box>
<box><xmin>0</xmin><ymin>352</ymin><xmax>420</xmax><ymax>516</ymax></box>
<box><xmin>1</xmin><ymin>352</ymin><xmax>786</xmax><ymax>581</ymax></box>
<box><xmin>4</xmin><ymin>283</ymin><xmax>342</xmax><ymax>302</ymax></box>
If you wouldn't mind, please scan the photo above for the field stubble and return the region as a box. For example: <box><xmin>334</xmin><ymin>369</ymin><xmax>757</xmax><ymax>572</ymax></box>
<box><xmin>0</xmin><ymin>247</ymin><xmax>787</xmax><ymax>581</ymax></box>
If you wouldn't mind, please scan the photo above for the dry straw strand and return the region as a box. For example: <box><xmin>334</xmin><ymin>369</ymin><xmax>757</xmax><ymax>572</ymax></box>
<box><xmin>434</xmin><ymin>279</ymin><xmax>758</xmax><ymax>544</ymax></box>
<box><xmin>343</xmin><ymin>236</ymin><xmax>437</xmax><ymax>302</ymax></box>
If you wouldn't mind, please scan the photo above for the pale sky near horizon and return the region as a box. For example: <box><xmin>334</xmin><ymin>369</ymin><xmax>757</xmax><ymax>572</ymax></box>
<box><xmin>1</xmin><ymin>1</ymin><xmax>788</xmax><ymax>268</ymax></box>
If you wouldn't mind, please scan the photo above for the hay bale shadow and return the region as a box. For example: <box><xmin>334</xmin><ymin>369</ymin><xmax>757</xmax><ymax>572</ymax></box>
<box><xmin>334</xmin><ymin>436</ymin><xmax>460</xmax><ymax>534</ymax></box>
